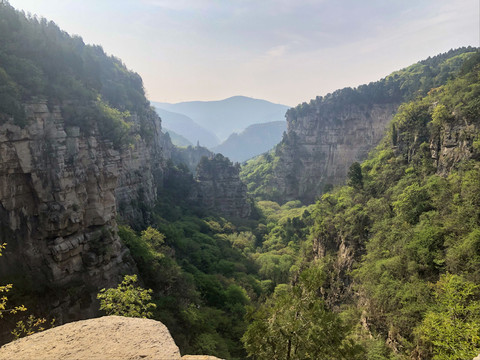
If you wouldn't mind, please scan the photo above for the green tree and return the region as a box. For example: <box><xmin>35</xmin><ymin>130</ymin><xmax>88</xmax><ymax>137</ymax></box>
<box><xmin>415</xmin><ymin>273</ymin><xmax>480</xmax><ymax>360</ymax></box>
<box><xmin>242</xmin><ymin>264</ymin><xmax>363</xmax><ymax>360</ymax></box>
<box><xmin>141</xmin><ymin>226</ymin><xmax>166</xmax><ymax>250</ymax></box>
<box><xmin>97</xmin><ymin>274</ymin><xmax>156</xmax><ymax>318</ymax></box>
<box><xmin>347</xmin><ymin>162</ymin><xmax>363</xmax><ymax>189</ymax></box>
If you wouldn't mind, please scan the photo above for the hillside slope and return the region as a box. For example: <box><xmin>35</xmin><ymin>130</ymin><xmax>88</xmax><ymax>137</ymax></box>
<box><xmin>302</xmin><ymin>52</ymin><xmax>480</xmax><ymax>359</ymax></box>
<box><xmin>0</xmin><ymin>3</ymin><xmax>250</xmax><ymax>345</ymax></box>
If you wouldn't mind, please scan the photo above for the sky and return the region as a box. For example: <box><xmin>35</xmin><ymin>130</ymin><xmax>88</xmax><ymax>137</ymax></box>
<box><xmin>7</xmin><ymin>0</ymin><xmax>480</xmax><ymax>106</ymax></box>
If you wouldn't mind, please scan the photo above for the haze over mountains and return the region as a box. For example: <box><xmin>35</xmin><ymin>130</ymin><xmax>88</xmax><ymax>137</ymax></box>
<box><xmin>2</xmin><ymin>1</ymin><xmax>479</xmax><ymax>359</ymax></box>
<box><xmin>154</xmin><ymin>95</ymin><xmax>288</xmax><ymax>138</ymax></box>
<box><xmin>212</xmin><ymin>121</ymin><xmax>287</xmax><ymax>163</ymax></box>
<box><xmin>153</xmin><ymin>96</ymin><xmax>290</xmax><ymax>161</ymax></box>
<box><xmin>154</xmin><ymin>107</ymin><xmax>219</xmax><ymax>148</ymax></box>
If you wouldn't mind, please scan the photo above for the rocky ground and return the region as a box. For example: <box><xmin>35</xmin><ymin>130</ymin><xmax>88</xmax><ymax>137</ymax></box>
<box><xmin>0</xmin><ymin>316</ymin><xmax>223</xmax><ymax>360</ymax></box>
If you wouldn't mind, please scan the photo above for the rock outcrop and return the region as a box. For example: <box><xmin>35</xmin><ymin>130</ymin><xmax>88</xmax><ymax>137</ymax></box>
<box><xmin>0</xmin><ymin>103</ymin><xmax>137</xmax><ymax>325</ymax></box>
<box><xmin>430</xmin><ymin>120</ymin><xmax>479</xmax><ymax>175</ymax></box>
<box><xmin>272</xmin><ymin>103</ymin><xmax>399</xmax><ymax>203</ymax></box>
<box><xmin>192</xmin><ymin>154</ymin><xmax>251</xmax><ymax>218</ymax></box>
<box><xmin>0</xmin><ymin>101</ymin><xmax>174</xmax><ymax>334</ymax></box>
<box><xmin>0</xmin><ymin>316</ymin><xmax>181</xmax><ymax>360</ymax></box>
<box><xmin>0</xmin><ymin>316</ymin><xmax>226</xmax><ymax>360</ymax></box>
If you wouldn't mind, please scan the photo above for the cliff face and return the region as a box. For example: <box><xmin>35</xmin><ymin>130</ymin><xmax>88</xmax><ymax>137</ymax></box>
<box><xmin>272</xmin><ymin>103</ymin><xmax>399</xmax><ymax>203</ymax></box>
<box><xmin>115</xmin><ymin>112</ymin><xmax>174</xmax><ymax>226</ymax></box>
<box><xmin>0</xmin><ymin>99</ymin><xmax>252</xmax><ymax>332</ymax></box>
<box><xmin>193</xmin><ymin>154</ymin><xmax>251</xmax><ymax>218</ymax></box>
<box><xmin>431</xmin><ymin>120</ymin><xmax>479</xmax><ymax>175</ymax></box>
<box><xmin>241</xmin><ymin>50</ymin><xmax>476</xmax><ymax>204</ymax></box>
<box><xmin>0</xmin><ymin>101</ymin><xmax>174</xmax><ymax>328</ymax></box>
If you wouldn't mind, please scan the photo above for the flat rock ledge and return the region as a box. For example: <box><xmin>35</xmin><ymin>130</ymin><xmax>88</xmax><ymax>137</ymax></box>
<box><xmin>0</xmin><ymin>316</ymin><xmax>221</xmax><ymax>360</ymax></box>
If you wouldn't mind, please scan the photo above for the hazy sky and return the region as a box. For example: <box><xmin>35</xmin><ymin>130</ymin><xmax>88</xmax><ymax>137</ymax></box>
<box><xmin>8</xmin><ymin>0</ymin><xmax>479</xmax><ymax>106</ymax></box>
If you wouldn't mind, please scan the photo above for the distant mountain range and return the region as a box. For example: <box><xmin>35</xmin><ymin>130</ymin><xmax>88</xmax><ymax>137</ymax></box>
<box><xmin>154</xmin><ymin>107</ymin><xmax>220</xmax><ymax>148</ymax></box>
<box><xmin>164</xmin><ymin>128</ymin><xmax>193</xmax><ymax>147</ymax></box>
<box><xmin>212</xmin><ymin>121</ymin><xmax>287</xmax><ymax>163</ymax></box>
<box><xmin>152</xmin><ymin>96</ymin><xmax>290</xmax><ymax>142</ymax></box>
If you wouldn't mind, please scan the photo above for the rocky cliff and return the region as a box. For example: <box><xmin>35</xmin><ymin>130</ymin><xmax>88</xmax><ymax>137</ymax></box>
<box><xmin>0</xmin><ymin>100</ymin><xmax>178</xmax><ymax>334</ymax></box>
<box><xmin>241</xmin><ymin>48</ymin><xmax>476</xmax><ymax>204</ymax></box>
<box><xmin>0</xmin><ymin>102</ymin><xmax>135</xmax><ymax>326</ymax></box>
<box><xmin>115</xmin><ymin>111</ymin><xmax>174</xmax><ymax>226</ymax></box>
<box><xmin>430</xmin><ymin>118</ymin><xmax>480</xmax><ymax>175</ymax></box>
<box><xmin>192</xmin><ymin>154</ymin><xmax>251</xmax><ymax>218</ymax></box>
<box><xmin>273</xmin><ymin>102</ymin><xmax>399</xmax><ymax>203</ymax></box>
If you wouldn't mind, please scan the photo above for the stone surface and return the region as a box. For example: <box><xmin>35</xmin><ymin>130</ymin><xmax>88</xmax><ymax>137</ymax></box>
<box><xmin>0</xmin><ymin>316</ymin><xmax>181</xmax><ymax>360</ymax></box>
<box><xmin>0</xmin><ymin>102</ymin><xmax>136</xmax><ymax>328</ymax></box>
<box><xmin>115</xmin><ymin>112</ymin><xmax>174</xmax><ymax>225</ymax></box>
<box><xmin>430</xmin><ymin>120</ymin><xmax>479</xmax><ymax>175</ymax></box>
<box><xmin>192</xmin><ymin>154</ymin><xmax>251</xmax><ymax>218</ymax></box>
<box><xmin>271</xmin><ymin>102</ymin><xmax>399</xmax><ymax>203</ymax></box>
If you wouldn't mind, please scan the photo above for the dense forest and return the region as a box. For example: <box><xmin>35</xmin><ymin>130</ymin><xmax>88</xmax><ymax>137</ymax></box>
<box><xmin>1</xmin><ymin>1</ymin><xmax>479</xmax><ymax>359</ymax></box>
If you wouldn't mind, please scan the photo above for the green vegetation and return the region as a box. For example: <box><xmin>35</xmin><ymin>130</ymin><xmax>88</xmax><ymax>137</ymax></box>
<box><xmin>116</xmin><ymin>166</ymin><xmax>317</xmax><ymax>358</ymax></box>
<box><xmin>241</xmin><ymin>151</ymin><xmax>283</xmax><ymax>202</ymax></box>
<box><xmin>97</xmin><ymin>275</ymin><xmax>156</xmax><ymax>318</ymax></box>
<box><xmin>0</xmin><ymin>1</ymin><xmax>155</xmax><ymax>146</ymax></box>
<box><xmin>303</xmin><ymin>53</ymin><xmax>480</xmax><ymax>358</ymax></box>
<box><xmin>11</xmin><ymin>315</ymin><xmax>55</xmax><ymax>340</ymax></box>
<box><xmin>415</xmin><ymin>273</ymin><xmax>480</xmax><ymax>360</ymax></box>
<box><xmin>238</xmin><ymin>51</ymin><xmax>480</xmax><ymax>359</ymax></box>
<box><xmin>243</xmin><ymin>264</ymin><xmax>364</xmax><ymax>360</ymax></box>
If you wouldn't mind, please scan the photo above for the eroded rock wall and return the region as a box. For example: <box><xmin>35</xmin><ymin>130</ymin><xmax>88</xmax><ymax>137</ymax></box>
<box><xmin>274</xmin><ymin>103</ymin><xmax>399</xmax><ymax>203</ymax></box>
<box><xmin>193</xmin><ymin>155</ymin><xmax>251</xmax><ymax>218</ymax></box>
<box><xmin>115</xmin><ymin>112</ymin><xmax>173</xmax><ymax>226</ymax></box>
<box><xmin>0</xmin><ymin>102</ymin><xmax>172</xmax><ymax>327</ymax></box>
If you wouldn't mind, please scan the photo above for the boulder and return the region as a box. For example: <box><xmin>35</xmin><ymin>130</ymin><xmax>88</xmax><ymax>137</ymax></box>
<box><xmin>0</xmin><ymin>316</ymin><xmax>181</xmax><ymax>360</ymax></box>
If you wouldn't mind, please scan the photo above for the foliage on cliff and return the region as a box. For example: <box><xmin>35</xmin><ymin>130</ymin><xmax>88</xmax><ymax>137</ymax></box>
<box><xmin>241</xmin><ymin>47</ymin><xmax>478</xmax><ymax>204</ymax></box>
<box><xmin>303</xmin><ymin>52</ymin><xmax>480</xmax><ymax>359</ymax></box>
<box><xmin>97</xmin><ymin>274</ymin><xmax>156</xmax><ymax>318</ymax></box>
<box><xmin>0</xmin><ymin>1</ymin><xmax>156</xmax><ymax>145</ymax></box>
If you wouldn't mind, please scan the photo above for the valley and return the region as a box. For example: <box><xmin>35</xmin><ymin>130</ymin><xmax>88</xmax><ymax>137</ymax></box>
<box><xmin>0</xmin><ymin>1</ymin><xmax>479</xmax><ymax>360</ymax></box>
